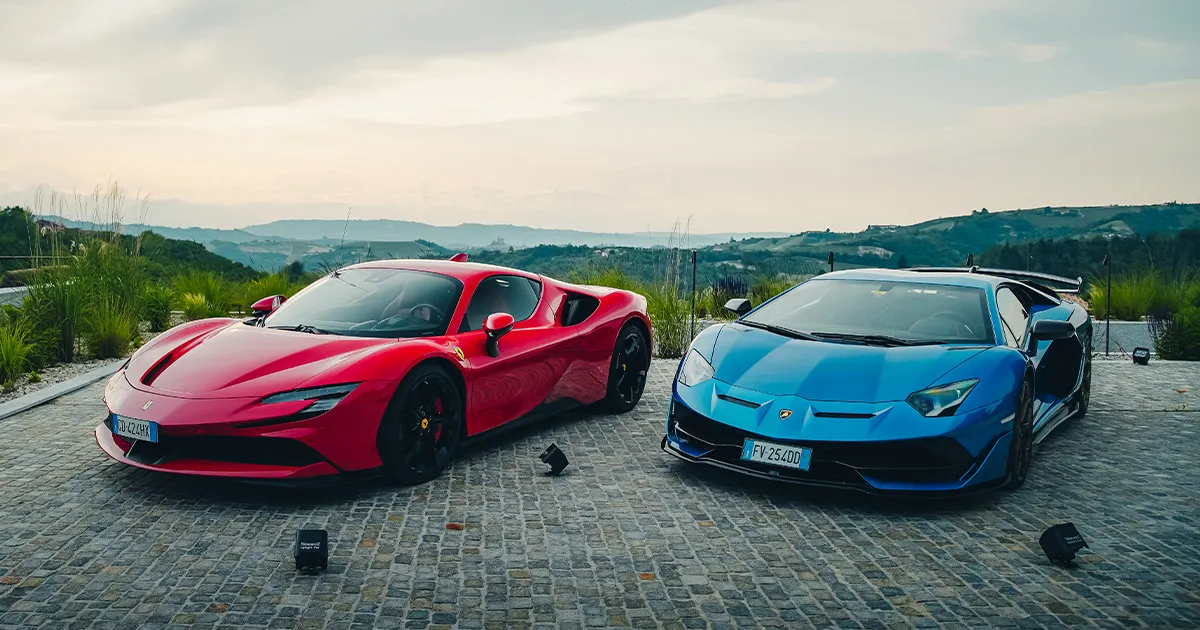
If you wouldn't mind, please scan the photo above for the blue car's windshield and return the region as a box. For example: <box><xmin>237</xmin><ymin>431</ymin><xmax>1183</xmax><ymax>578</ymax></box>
<box><xmin>264</xmin><ymin>268</ymin><xmax>463</xmax><ymax>338</ymax></box>
<box><xmin>742</xmin><ymin>279</ymin><xmax>992</xmax><ymax>344</ymax></box>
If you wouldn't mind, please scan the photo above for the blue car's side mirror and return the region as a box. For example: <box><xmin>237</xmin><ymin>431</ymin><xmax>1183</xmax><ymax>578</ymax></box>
<box><xmin>1024</xmin><ymin>319</ymin><xmax>1074</xmax><ymax>354</ymax></box>
<box><xmin>724</xmin><ymin>298</ymin><xmax>752</xmax><ymax>317</ymax></box>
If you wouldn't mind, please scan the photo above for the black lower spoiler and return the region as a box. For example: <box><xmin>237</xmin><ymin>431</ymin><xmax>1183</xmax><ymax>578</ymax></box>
<box><xmin>909</xmin><ymin>266</ymin><xmax>1083</xmax><ymax>294</ymax></box>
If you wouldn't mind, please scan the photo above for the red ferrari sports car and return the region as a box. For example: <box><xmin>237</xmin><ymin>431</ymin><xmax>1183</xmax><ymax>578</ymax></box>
<box><xmin>97</xmin><ymin>256</ymin><xmax>652</xmax><ymax>485</ymax></box>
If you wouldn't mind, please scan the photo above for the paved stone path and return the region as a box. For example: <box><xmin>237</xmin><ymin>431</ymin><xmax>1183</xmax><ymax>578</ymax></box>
<box><xmin>1</xmin><ymin>360</ymin><xmax>1198</xmax><ymax>629</ymax></box>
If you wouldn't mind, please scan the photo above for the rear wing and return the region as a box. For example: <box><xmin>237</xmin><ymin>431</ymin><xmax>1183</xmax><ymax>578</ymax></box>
<box><xmin>908</xmin><ymin>266</ymin><xmax>1083</xmax><ymax>295</ymax></box>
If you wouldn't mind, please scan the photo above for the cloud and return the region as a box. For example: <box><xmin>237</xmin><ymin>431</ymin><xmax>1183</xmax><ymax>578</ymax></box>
<box><xmin>1123</xmin><ymin>36</ymin><xmax>1189</xmax><ymax>59</ymax></box>
<box><xmin>1010</xmin><ymin>42</ymin><xmax>1067</xmax><ymax>63</ymax></box>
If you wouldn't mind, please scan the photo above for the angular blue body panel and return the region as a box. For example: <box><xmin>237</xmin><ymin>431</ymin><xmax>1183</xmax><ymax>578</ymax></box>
<box><xmin>663</xmin><ymin>268</ymin><xmax>1090</xmax><ymax>494</ymax></box>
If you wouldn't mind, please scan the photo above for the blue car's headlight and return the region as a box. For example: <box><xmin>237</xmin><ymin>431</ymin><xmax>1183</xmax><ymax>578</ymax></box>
<box><xmin>678</xmin><ymin>350</ymin><xmax>715</xmax><ymax>387</ymax></box>
<box><xmin>261</xmin><ymin>383</ymin><xmax>360</xmax><ymax>418</ymax></box>
<box><xmin>906</xmin><ymin>379</ymin><xmax>978</xmax><ymax>417</ymax></box>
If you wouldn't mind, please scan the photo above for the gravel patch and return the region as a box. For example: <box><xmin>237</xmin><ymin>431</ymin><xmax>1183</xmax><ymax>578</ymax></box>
<box><xmin>0</xmin><ymin>325</ymin><xmax>169</xmax><ymax>406</ymax></box>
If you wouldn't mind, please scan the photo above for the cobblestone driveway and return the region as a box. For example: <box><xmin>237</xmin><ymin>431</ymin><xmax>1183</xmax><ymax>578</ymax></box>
<box><xmin>1</xmin><ymin>360</ymin><xmax>1198</xmax><ymax>629</ymax></box>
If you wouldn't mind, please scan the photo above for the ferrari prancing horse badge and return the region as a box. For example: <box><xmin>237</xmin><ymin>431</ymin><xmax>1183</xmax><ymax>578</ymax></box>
<box><xmin>453</xmin><ymin>347</ymin><xmax>466</xmax><ymax>362</ymax></box>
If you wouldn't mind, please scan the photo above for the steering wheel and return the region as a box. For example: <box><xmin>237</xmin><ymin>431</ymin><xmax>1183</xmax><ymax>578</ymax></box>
<box><xmin>407</xmin><ymin>303</ymin><xmax>445</xmax><ymax>324</ymax></box>
<box><xmin>912</xmin><ymin>310</ymin><xmax>975</xmax><ymax>336</ymax></box>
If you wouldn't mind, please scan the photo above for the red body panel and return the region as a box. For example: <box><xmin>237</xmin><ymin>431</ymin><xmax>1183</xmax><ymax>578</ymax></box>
<box><xmin>97</xmin><ymin>259</ymin><xmax>651</xmax><ymax>481</ymax></box>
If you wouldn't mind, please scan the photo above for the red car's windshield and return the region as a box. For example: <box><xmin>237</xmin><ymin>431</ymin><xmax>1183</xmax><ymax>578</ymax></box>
<box><xmin>264</xmin><ymin>268</ymin><xmax>463</xmax><ymax>338</ymax></box>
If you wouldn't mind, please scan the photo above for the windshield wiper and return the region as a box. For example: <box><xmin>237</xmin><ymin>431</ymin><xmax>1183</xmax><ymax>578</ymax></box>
<box><xmin>809</xmin><ymin>332</ymin><xmax>944</xmax><ymax>347</ymax></box>
<box><xmin>268</xmin><ymin>323</ymin><xmax>341</xmax><ymax>336</ymax></box>
<box><xmin>740</xmin><ymin>320</ymin><xmax>822</xmax><ymax>342</ymax></box>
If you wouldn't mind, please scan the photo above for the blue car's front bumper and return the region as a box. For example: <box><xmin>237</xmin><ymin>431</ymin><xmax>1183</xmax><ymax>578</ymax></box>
<box><xmin>662</xmin><ymin>377</ymin><xmax>1017</xmax><ymax>494</ymax></box>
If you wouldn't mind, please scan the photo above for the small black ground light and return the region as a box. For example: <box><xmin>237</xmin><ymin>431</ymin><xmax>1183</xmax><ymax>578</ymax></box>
<box><xmin>539</xmin><ymin>443</ymin><xmax>569</xmax><ymax>475</ymax></box>
<box><xmin>1132</xmin><ymin>347</ymin><xmax>1150</xmax><ymax>365</ymax></box>
<box><xmin>1039</xmin><ymin>522</ymin><xmax>1089</xmax><ymax>566</ymax></box>
<box><xmin>295</xmin><ymin>529</ymin><xmax>328</xmax><ymax>574</ymax></box>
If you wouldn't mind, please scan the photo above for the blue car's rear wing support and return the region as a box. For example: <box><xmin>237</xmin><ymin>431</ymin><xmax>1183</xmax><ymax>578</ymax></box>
<box><xmin>908</xmin><ymin>266</ymin><xmax>1083</xmax><ymax>294</ymax></box>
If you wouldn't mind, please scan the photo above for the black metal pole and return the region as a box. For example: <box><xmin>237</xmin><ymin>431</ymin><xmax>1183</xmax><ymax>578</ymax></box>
<box><xmin>690</xmin><ymin>250</ymin><xmax>697</xmax><ymax>341</ymax></box>
<box><xmin>1104</xmin><ymin>254</ymin><xmax>1111</xmax><ymax>356</ymax></box>
<box><xmin>827</xmin><ymin>251</ymin><xmax>834</xmax><ymax>273</ymax></box>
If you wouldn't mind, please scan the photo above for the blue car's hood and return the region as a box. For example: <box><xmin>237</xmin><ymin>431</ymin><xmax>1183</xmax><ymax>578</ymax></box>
<box><xmin>708</xmin><ymin>323</ymin><xmax>990</xmax><ymax>402</ymax></box>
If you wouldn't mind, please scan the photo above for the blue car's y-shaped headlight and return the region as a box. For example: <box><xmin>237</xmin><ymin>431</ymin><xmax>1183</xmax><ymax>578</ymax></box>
<box><xmin>906</xmin><ymin>379</ymin><xmax>978</xmax><ymax>417</ymax></box>
<box><xmin>678</xmin><ymin>350</ymin><xmax>715</xmax><ymax>387</ymax></box>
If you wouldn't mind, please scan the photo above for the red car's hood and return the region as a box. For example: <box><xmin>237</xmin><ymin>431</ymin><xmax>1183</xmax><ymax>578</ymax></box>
<box><xmin>127</xmin><ymin>321</ymin><xmax>393</xmax><ymax>398</ymax></box>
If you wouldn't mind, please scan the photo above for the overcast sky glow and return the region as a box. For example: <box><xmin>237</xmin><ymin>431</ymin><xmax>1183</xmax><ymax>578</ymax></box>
<box><xmin>1</xmin><ymin>0</ymin><xmax>1198</xmax><ymax>233</ymax></box>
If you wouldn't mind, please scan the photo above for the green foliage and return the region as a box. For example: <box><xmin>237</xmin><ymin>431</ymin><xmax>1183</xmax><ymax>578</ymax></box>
<box><xmin>236</xmin><ymin>272</ymin><xmax>303</xmax><ymax>314</ymax></box>
<box><xmin>749</xmin><ymin>277</ymin><xmax>795</xmax><ymax>308</ymax></box>
<box><xmin>174</xmin><ymin>271</ymin><xmax>233</xmax><ymax>317</ymax></box>
<box><xmin>1088</xmin><ymin>270</ymin><xmax>1200</xmax><ymax>320</ymax></box>
<box><xmin>85</xmin><ymin>298</ymin><xmax>141</xmax><ymax>359</ymax></box>
<box><xmin>179</xmin><ymin>292</ymin><xmax>227</xmax><ymax>321</ymax></box>
<box><xmin>645</xmin><ymin>284</ymin><xmax>690</xmax><ymax>359</ymax></box>
<box><xmin>566</xmin><ymin>266</ymin><xmax>646</xmax><ymax>293</ymax></box>
<box><xmin>23</xmin><ymin>266</ymin><xmax>88</xmax><ymax>362</ymax></box>
<box><xmin>141</xmin><ymin>285</ymin><xmax>175</xmax><ymax>332</ymax></box>
<box><xmin>1151</xmin><ymin>306</ymin><xmax>1200</xmax><ymax>360</ymax></box>
<box><xmin>0</xmin><ymin>321</ymin><xmax>33</xmax><ymax>386</ymax></box>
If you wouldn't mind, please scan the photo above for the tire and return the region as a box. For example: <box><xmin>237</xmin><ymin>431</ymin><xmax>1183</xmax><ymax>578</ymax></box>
<box><xmin>1004</xmin><ymin>377</ymin><xmax>1035</xmax><ymax>490</ymax></box>
<box><xmin>601</xmin><ymin>324</ymin><xmax>650</xmax><ymax>413</ymax></box>
<box><xmin>378</xmin><ymin>364</ymin><xmax>464</xmax><ymax>486</ymax></box>
<box><xmin>1076</xmin><ymin>355</ymin><xmax>1091</xmax><ymax>418</ymax></box>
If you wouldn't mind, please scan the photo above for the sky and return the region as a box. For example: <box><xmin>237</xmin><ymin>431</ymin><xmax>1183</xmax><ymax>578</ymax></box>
<box><xmin>1</xmin><ymin>0</ymin><xmax>1198</xmax><ymax>234</ymax></box>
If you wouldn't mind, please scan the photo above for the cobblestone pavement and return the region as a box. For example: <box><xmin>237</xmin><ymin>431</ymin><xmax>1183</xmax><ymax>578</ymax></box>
<box><xmin>1</xmin><ymin>360</ymin><xmax>1198</xmax><ymax>629</ymax></box>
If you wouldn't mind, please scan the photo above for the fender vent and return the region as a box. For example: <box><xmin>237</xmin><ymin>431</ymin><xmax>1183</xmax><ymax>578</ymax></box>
<box><xmin>141</xmin><ymin>353</ymin><xmax>174</xmax><ymax>386</ymax></box>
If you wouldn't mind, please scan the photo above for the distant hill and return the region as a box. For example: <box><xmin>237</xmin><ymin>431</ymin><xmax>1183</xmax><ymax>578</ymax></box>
<box><xmin>240</xmin><ymin>219</ymin><xmax>788</xmax><ymax>250</ymax></box>
<box><xmin>718</xmin><ymin>202</ymin><xmax>1200</xmax><ymax>269</ymax></box>
<box><xmin>48</xmin><ymin>217</ymin><xmax>262</xmax><ymax>244</ymax></box>
<box><xmin>209</xmin><ymin>238</ymin><xmax>450</xmax><ymax>272</ymax></box>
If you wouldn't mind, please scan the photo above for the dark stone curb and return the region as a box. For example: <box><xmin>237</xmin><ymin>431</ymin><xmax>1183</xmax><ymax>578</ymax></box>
<box><xmin>0</xmin><ymin>360</ymin><xmax>124</xmax><ymax>421</ymax></box>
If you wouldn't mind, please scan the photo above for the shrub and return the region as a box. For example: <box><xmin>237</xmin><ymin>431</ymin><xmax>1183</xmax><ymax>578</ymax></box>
<box><xmin>567</xmin><ymin>267</ymin><xmax>646</xmax><ymax>294</ymax></box>
<box><xmin>749</xmin><ymin>276</ymin><xmax>795</xmax><ymax>308</ymax></box>
<box><xmin>174</xmin><ymin>271</ymin><xmax>232</xmax><ymax>315</ymax></box>
<box><xmin>646</xmin><ymin>284</ymin><xmax>691</xmax><ymax>359</ymax></box>
<box><xmin>142</xmin><ymin>285</ymin><xmax>174</xmax><ymax>332</ymax></box>
<box><xmin>0</xmin><ymin>322</ymin><xmax>33</xmax><ymax>386</ymax></box>
<box><xmin>179</xmin><ymin>292</ymin><xmax>224</xmax><ymax>321</ymax></box>
<box><xmin>237</xmin><ymin>273</ymin><xmax>299</xmax><ymax>314</ymax></box>
<box><xmin>1090</xmin><ymin>270</ymin><xmax>1200</xmax><ymax>320</ymax></box>
<box><xmin>23</xmin><ymin>267</ymin><xmax>88</xmax><ymax>362</ymax></box>
<box><xmin>85</xmin><ymin>299</ymin><xmax>141</xmax><ymax>359</ymax></box>
<box><xmin>1150</xmin><ymin>306</ymin><xmax>1200</xmax><ymax>360</ymax></box>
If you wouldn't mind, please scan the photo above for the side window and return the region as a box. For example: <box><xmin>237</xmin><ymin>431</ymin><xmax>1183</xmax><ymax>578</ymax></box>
<box><xmin>460</xmin><ymin>275</ymin><xmax>542</xmax><ymax>332</ymax></box>
<box><xmin>995</xmin><ymin>287</ymin><xmax>1030</xmax><ymax>347</ymax></box>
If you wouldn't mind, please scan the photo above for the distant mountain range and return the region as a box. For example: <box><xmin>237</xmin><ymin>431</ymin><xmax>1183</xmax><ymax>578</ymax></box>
<box><xmin>34</xmin><ymin>201</ymin><xmax>1200</xmax><ymax>279</ymax></box>
<box><xmin>46</xmin><ymin>216</ymin><xmax>786</xmax><ymax>251</ymax></box>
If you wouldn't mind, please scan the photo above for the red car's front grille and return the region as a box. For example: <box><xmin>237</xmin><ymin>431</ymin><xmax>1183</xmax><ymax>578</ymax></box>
<box><xmin>123</xmin><ymin>434</ymin><xmax>328</xmax><ymax>468</ymax></box>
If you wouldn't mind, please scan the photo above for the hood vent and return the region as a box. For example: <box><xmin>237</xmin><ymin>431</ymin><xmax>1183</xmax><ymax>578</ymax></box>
<box><xmin>141</xmin><ymin>353</ymin><xmax>174</xmax><ymax>386</ymax></box>
<box><xmin>717</xmin><ymin>394</ymin><xmax>762</xmax><ymax>409</ymax></box>
<box><xmin>812</xmin><ymin>411</ymin><xmax>878</xmax><ymax>419</ymax></box>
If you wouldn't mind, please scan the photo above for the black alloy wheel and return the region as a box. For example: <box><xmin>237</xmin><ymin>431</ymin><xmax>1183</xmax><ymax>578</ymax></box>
<box><xmin>1004</xmin><ymin>377</ymin><xmax>1035</xmax><ymax>490</ymax></box>
<box><xmin>379</xmin><ymin>364</ymin><xmax>463</xmax><ymax>485</ymax></box>
<box><xmin>603</xmin><ymin>324</ymin><xmax>650</xmax><ymax>413</ymax></box>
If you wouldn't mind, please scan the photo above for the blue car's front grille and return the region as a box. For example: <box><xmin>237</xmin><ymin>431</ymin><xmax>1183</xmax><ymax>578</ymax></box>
<box><xmin>670</xmin><ymin>402</ymin><xmax>974</xmax><ymax>486</ymax></box>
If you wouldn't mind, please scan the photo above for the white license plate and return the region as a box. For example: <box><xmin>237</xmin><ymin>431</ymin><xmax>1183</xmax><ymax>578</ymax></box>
<box><xmin>741</xmin><ymin>439</ymin><xmax>811</xmax><ymax>471</ymax></box>
<box><xmin>111</xmin><ymin>415</ymin><xmax>159</xmax><ymax>443</ymax></box>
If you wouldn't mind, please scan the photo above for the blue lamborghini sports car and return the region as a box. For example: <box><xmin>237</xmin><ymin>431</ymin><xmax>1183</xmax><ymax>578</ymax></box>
<box><xmin>662</xmin><ymin>267</ymin><xmax>1092</xmax><ymax>494</ymax></box>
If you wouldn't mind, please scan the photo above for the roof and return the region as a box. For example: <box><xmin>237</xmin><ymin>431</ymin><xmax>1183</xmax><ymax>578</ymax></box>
<box><xmin>813</xmin><ymin>268</ymin><xmax>1006</xmax><ymax>290</ymax></box>
<box><xmin>341</xmin><ymin>258</ymin><xmax>539</xmax><ymax>282</ymax></box>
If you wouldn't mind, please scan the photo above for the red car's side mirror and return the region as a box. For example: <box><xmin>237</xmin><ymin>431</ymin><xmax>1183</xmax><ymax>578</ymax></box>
<box><xmin>251</xmin><ymin>294</ymin><xmax>287</xmax><ymax>318</ymax></box>
<box><xmin>483</xmin><ymin>312</ymin><xmax>514</xmax><ymax>357</ymax></box>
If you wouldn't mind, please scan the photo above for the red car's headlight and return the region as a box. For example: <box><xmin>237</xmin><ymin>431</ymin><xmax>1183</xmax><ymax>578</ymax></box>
<box><xmin>261</xmin><ymin>383</ymin><xmax>360</xmax><ymax>418</ymax></box>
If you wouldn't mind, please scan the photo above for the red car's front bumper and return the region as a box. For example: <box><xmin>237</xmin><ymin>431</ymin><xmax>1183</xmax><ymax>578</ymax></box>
<box><xmin>96</xmin><ymin>370</ymin><xmax>397</xmax><ymax>482</ymax></box>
